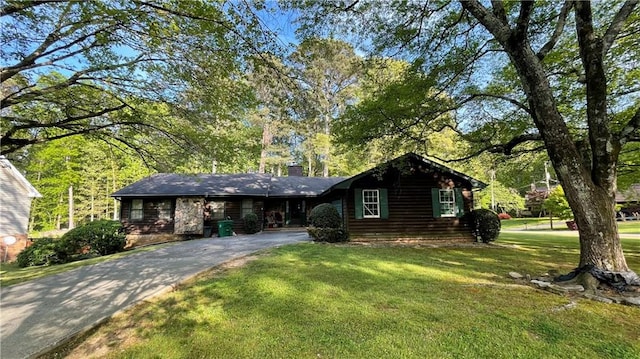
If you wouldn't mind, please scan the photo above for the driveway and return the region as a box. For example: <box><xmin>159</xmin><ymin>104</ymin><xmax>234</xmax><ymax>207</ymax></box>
<box><xmin>0</xmin><ymin>231</ymin><xmax>310</xmax><ymax>359</ymax></box>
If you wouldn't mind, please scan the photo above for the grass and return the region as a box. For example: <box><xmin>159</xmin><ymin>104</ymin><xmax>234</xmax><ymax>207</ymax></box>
<box><xmin>47</xmin><ymin>232</ymin><xmax>640</xmax><ymax>359</ymax></box>
<box><xmin>0</xmin><ymin>244</ymin><xmax>168</xmax><ymax>287</ymax></box>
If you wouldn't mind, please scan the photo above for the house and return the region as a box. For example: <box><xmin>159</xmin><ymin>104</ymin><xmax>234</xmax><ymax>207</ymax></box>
<box><xmin>616</xmin><ymin>184</ymin><xmax>640</xmax><ymax>219</ymax></box>
<box><xmin>112</xmin><ymin>153</ymin><xmax>486</xmax><ymax>246</ymax></box>
<box><xmin>0</xmin><ymin>156</ymin><xmax>42</xmax><ymax>262</ymax></box>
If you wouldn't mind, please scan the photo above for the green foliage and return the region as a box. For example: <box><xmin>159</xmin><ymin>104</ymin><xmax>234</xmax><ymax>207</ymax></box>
<box><xmin>544</xmin><ymin>186</ymin><xmax>574</xmax><ymax>220</ymax></box>
<box><xmin>472</xmin><ymin>209</ymin><xmax>501</xmax><ymax>243</ymax></box>
<box><xmin>16</xmin><ymin>238</ymin><xmax>66</xmax><ymax>268</ymax></box>
<box><xmin>242</xmin><ymin>213</ymin><xmax>261</xmax><ymax>234</ymax></box>
<box><xmin>477</xmin><ymin>181</ymin><xmax>525</xmax><ymax>214</ymax></box>
<box><xmin>61</xmin><ymin>220</ymin><xmax>126</xmax><ymax>256</ymax></box>
<box><xmin>308</xmin><ymin>203</ymin><xmax>342</xmax><ymax>228</ymax></box>
<box><xmin>308</xmin><ymin>203</ymin><xmax>348</xmax><ymax>242</ymax></box>
<box><xmin>307</xmin><ymin>227</ymin><xmax>349</xmax><ymax>243</ymax></box>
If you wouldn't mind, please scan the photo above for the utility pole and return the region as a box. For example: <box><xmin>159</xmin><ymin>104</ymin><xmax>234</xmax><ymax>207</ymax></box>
<box><xmin>490</xmin><ymin>169</ymin><xmax>496</xmax><ymax>212</ymax></box>
<box><xmin>544</xmin><ymin>161</ymin><xmax>553</xmax><ymax>229</ymax></box>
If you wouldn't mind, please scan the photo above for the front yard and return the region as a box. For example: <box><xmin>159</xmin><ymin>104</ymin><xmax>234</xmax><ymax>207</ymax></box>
<box><xmin>46</xmin><ymin>232</ymin><xmax>640</xmax><ymax>359</ymax></box>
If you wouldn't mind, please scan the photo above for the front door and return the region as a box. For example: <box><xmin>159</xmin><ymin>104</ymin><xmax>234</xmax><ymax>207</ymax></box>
<box><xmin>286</xmin><ymin>199</ymin><xmax>306</xmax><ymax>226</ymax></box>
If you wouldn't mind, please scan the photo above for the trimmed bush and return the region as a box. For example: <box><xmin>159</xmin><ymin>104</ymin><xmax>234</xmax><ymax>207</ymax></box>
<box><xmin>307</xmin><ymin>227</ymin><xmax>349</xmax><ymax>243</ymax></box>
<box><xmin>307</xmin><ymin>203</ymin><xmax>348</xmax><ymax>242</ymax></box>
<box><xmin>472</xmin><ymin>209</ymin><xmax>501</xmax><ymax>243</ymax></box>
<box><xmin>243</xmin><ymin>213</ymin><xmax>260</xmax><ymax>234</ymax></box>
<box><xmin>16</xmin><ymin>238</ymin><xmax>66</xmax><ymax>267</ymax></box>
<box><xmin>61</xmin><ymin>220</ymin><xmax>126</xmax><ymax>256</ymax></box>
<box><xmin>308</xmin><ymin>203</ymin><xmax>342</xmax><ymax>228</ymax></box>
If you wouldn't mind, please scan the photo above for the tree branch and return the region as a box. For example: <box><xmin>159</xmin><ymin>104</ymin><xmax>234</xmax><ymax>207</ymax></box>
<box><xmin>490</xmin><ymin>1</ymin><xmax>508</xmax><ymax>24</ymax></box>
<box><xmin>602</xmin><ymin>0</ymin><xmax>639</xmax><ymax>56</ymax></box>
<box><xmin>461</xmin><ymin>0</ymin><xmax>512</xmax><ymax>43</ymax></box>
<box><xmin>537</xmin><ymin>1</ymin><xmax>574</xmax><ymax>60</ymax></box>
<box><xmin>0</xmin><ymin>0</ymin><xmax>65</xmax><ymax>17</ymax></box>
<box><xmin>514</xmin><ymin>0</ymin><xmax>535</xmax><ymax>40</ymax></box>
<box><xmin>616</xmin><ymin>106</ymin><xmax>640</xmax><ymax>146</ymax></box>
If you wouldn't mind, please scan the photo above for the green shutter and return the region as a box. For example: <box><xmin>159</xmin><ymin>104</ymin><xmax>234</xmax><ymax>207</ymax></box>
<box><xmin>431</xmin><ymin>188</ymin><xmax>441</xmax><ymax>218</ymax></box>
<box><xmin>379</xmin><ymin>188</ymin><xmax>389</xmax><ymax>219</ymax></box>
<box><xmin>455</xmin><ymin>188</ymin><xmax>465</xmax><ymax>218</ymax></box>
<box><xmin>354</xmin><ymin>188</ymin><xmax>363</xmax><ymax>219</ymax></box>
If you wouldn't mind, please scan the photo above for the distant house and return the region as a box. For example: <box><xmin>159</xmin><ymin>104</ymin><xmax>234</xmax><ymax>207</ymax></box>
<box><xmin>112</xmin><ymin>153</ymin><xmax>486</xmax><ymax>246</ymax></box>
<box><xmin>616</xmin><ymin>184</ymin><xmax>640</xmax><ymax>219</ymax></box>
<box><xmin>0</xmin><ymin>156</ymin><xmax>42</xmax><ymax>262</ymax></box>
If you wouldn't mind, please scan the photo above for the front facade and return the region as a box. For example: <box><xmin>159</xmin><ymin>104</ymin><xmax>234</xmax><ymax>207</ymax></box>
<box><xmin>112</xmin><ymin>153</ymin><xmax>486</xmax><ymax>246</ymax></box>
<box><xmin>0</xmin><ymin>156</ymin><xmax>42</xmax><ymax>261</ymax></box>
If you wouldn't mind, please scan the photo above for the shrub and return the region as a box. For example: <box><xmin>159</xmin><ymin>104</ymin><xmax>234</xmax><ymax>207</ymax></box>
<box><xmin>307</xmin><ymin>227</ymin><xmax>349</xmax><ymax>243</ymax></box>
<box><xmin>61</xmin><ymin>220</ymin><xmax>126</xmax><ymax>256</ymax></box>
<box><xmin>308</xmin><ymin>203</ymin><xmax>342</xmax><ymax>228</ymax></box>
<box><xmin>307</xmin><ymin>204</ymin><xmax>348</xmax><ymax>242</ymax></box>
<box><xmin>472</xmin><ymin>209</ymin><xmax>501</xmax><ymax>243</ymax></box>
<box><xmin>16</xmin><ymin>238</ymin><xmax>66</xmax><ymax>267</ymax></box>
<box><xmin>498</xmin><ymin>212</ymin><xmax>512</xmax><ymax>220</ymax></box>
<box><xmin>243</xmin><ymin>213</ymin><xmax>260</xmax><ymax>234</ymax></box>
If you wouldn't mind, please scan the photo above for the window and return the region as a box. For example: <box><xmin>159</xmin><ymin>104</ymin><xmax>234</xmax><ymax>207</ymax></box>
<box><xmin>431</xmin><ymin>188</ymin><xmax>464</xmax><ymax>218</ymax></box>
<box><xmin>362</xmin><ymin>189</ymin><xmax>380</xmax><ymax>218</ymax></box>
<box><xmin>157</xmin><ymin>200</ymin><xmax>172</xmax><ymax>220</ymax></box>
<box><xmin>439</xmin><ymin>189</ymin><xmax>456</xmax><ymax>217</ymax></box>
<box><xmin>355</xmin><ymin>188</ymin><xmax>388</xmax><ymax>220</ymax></box>
<box><xmin>207</xmin><ymin>201</ymin><xmax>225</xmax><ymax>220</ymax></box>
<box><xmin>242</xmin><ymin>199</ymin><xmax>253</xmax><ymax>217</ymax></box>
<box><xmin>130</xmin><ymin>199</ymin><xmax>143</xmax><ymax>220</ymax></box>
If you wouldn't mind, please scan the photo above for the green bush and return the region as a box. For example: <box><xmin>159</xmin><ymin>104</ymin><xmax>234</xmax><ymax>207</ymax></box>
<box><xmin>308</xmin><ymin>203</ymin><xmax>342</xmax><ymax>228</ymax></box>
<box><xmin>61</xmin><ymin>220</ymin><xmax>126</xmax><ymax>256</ymax></box>
<box><xmin>472</xmin><ymin>209</ymin><xmax>501</xmax><ymax>243</ymax></box>
<box><xmin>16</xmin><ymin>238</ymin><xmax>66</xmax><ymax>267</ymax></box>
<box><xmin>307</xmin><ymin>227</ymin><xmax>349</xmax><ymax>243</ymax></box>
<box><xmin>307</xmin><ymin>203</ymin><xmax>348</xmax><ymax>242</ymax></box>
<box><xmin>243</xmin><ymin>213</ymin><xmax>260</xmax><ymax>234</ymax></box>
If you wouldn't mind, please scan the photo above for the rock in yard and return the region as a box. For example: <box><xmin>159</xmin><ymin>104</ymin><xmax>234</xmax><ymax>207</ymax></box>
<box><xmin>583</xmin><ymin>293</ymin><xmax>614</xmax><ymax>304</ymax></box>
<box><xmin>531</xmin><ymin>279</ymin><xmax>551</xmax><ymax>288</ymax></box>
<box><xmin>508</xmin><ymin>271</ymin><xmax>524</xmax><ymax>279</ymax></box>
<box><xmin>557</xmin><ymin>284</ymin><xmax>585</xmax><ymax>292</ymax></box>
<box><xmin>622</xmin><ymin>297</ymin><xmax>640</xmax><ymax>307</ymax></box>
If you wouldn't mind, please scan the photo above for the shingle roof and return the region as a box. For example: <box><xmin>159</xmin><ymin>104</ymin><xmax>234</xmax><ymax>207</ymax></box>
<box><xmin>111</xmin><ymin>173</ymin><xmax>346</xmax><ymax>198</ymax></box>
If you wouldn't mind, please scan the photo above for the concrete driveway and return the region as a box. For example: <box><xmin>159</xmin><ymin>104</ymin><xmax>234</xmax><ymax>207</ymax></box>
<box><xmin>0</xmin><ymin>231</ymin><xmax>310</xmax><ymax>359</ymax></box>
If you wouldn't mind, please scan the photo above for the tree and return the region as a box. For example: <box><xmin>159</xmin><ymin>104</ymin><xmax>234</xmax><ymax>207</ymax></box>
<box><xmin>288</xmin><ymin>38</ymin><xmax>361</xmax><ymax>177</ymax></box>
<box><xmin>292</xmin><ymin>1</ymin><xmax>640</xmax><ymax>277</ymax></box>
<box><xmin>1</xmin><ymin>0</ymin><xmax>270</xmax><ymax>158</ymax></box>
<box><xmin>544</xmin><ymin>186</ymin><xmax>574</xmax><ymax>221</ymax></box>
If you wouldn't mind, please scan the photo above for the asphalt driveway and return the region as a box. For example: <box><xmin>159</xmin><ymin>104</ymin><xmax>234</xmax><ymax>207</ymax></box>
<box><xmin>0</xmin><ymin>231</ymin><xmax>310</xmax><ymax>359</ymax></box>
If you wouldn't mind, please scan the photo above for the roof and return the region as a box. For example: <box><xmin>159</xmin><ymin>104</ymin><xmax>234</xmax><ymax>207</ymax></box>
<box><xmin>112</xmin><ymin>152</ymin><xmax>485</xmax><ymax>199</ymax></box>
<box><xmin>0</xmin><ymin>156</ymin><xmax>42</xmax><ymax>198</ymax></box>
<box><xmin>616</xmin><ymin>184</ymin><xmax>640</xmax><ymax>203</ymax></box>
<box><xmin>324</xmin><ymin>152</ymin><xmax>487</xmax><ymax>194</ymax></box>
<box><xmin>112</xmin><ymin>173</ymin><xmax>346</xmax><ymax>198</ymax></box>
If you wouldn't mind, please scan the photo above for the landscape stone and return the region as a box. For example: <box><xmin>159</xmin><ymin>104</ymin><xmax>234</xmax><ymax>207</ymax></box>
<box><xmin>583</xmin><ymin>293</ymin><xmax>614</xmax><ymax>304</ymax></box>
<box><xmin>508</xmin><ymin>271</ymin><xmax>524</xmax><ymax>279</ymax></box>
<box><xmin>557</xmin><ymin>284</ymin><xmax>585</xmax><ymax>292</ymax></box>
<box><xmin>622</xmin><ymin>297</ymin><xmax>640</xmax><ymax>307</ymax></box>
<box><xmin>531</xmin><ymin>279</ymin><xmax>551</xmax><ymax>288</ymax></box>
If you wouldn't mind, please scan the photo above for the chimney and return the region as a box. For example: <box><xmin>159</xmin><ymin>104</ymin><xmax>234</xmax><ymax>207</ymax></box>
<box><xmin>287</xmin><ymin>164</ymin><xmax>303</xmax><ymax>177</ymax></box>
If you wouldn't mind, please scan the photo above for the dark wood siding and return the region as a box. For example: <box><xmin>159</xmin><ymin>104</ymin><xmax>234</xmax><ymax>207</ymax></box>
<box><xmin>346</xmin><ymin>169</ymin><xmax>475</xmax><ymax>241</ymax></box>
<box><xmin>120</xmin><ymin>198</ymin><xmax>175</xmax><ymax>235</ymax></box>
<box><xmin>206</xmin><ymin>198</ymin><xmax>264</xmax><ymax>235</ymax></box>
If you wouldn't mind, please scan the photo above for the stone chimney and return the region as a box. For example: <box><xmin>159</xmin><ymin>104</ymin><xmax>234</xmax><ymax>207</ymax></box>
<box><xmin>287</xmin><ymin>164</ymin><xmax>303</xmax><ymax>176</ymax></box>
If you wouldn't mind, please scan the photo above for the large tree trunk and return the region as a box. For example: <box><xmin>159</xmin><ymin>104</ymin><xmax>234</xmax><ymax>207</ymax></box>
<box><xmin>462</xmin><ymin>1</ymin><xmax>632</xmax><ymax>273</ymax></box>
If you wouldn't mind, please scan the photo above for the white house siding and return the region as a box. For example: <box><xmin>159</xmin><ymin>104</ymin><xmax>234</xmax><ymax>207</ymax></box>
<box><xmin>0</xmin><ymin>157</ymin><xmax>41</xmax><ymax>261</ymax></box>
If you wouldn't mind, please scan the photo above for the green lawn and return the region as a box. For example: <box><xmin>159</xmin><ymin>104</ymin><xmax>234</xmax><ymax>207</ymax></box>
<box><xmin>50</xmin><ymin>233</ymin><xmax>640</xmax><ymax>359</ymax></box>
<box><xmin>501</xmin><ymin>218</ymin><xmax>639</xmax><ymax>234</ymax></box>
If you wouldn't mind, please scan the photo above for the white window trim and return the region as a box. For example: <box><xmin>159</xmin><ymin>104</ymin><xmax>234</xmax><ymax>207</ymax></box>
<box><xmin>439</xmin><ymin>189</ymin><xmax>456</xmax><ymax>217</ymax></box>
<box><xmin>362</xmin><ymin>189</ymin><xmax>381</xmax><ymax>218</ymax></box>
